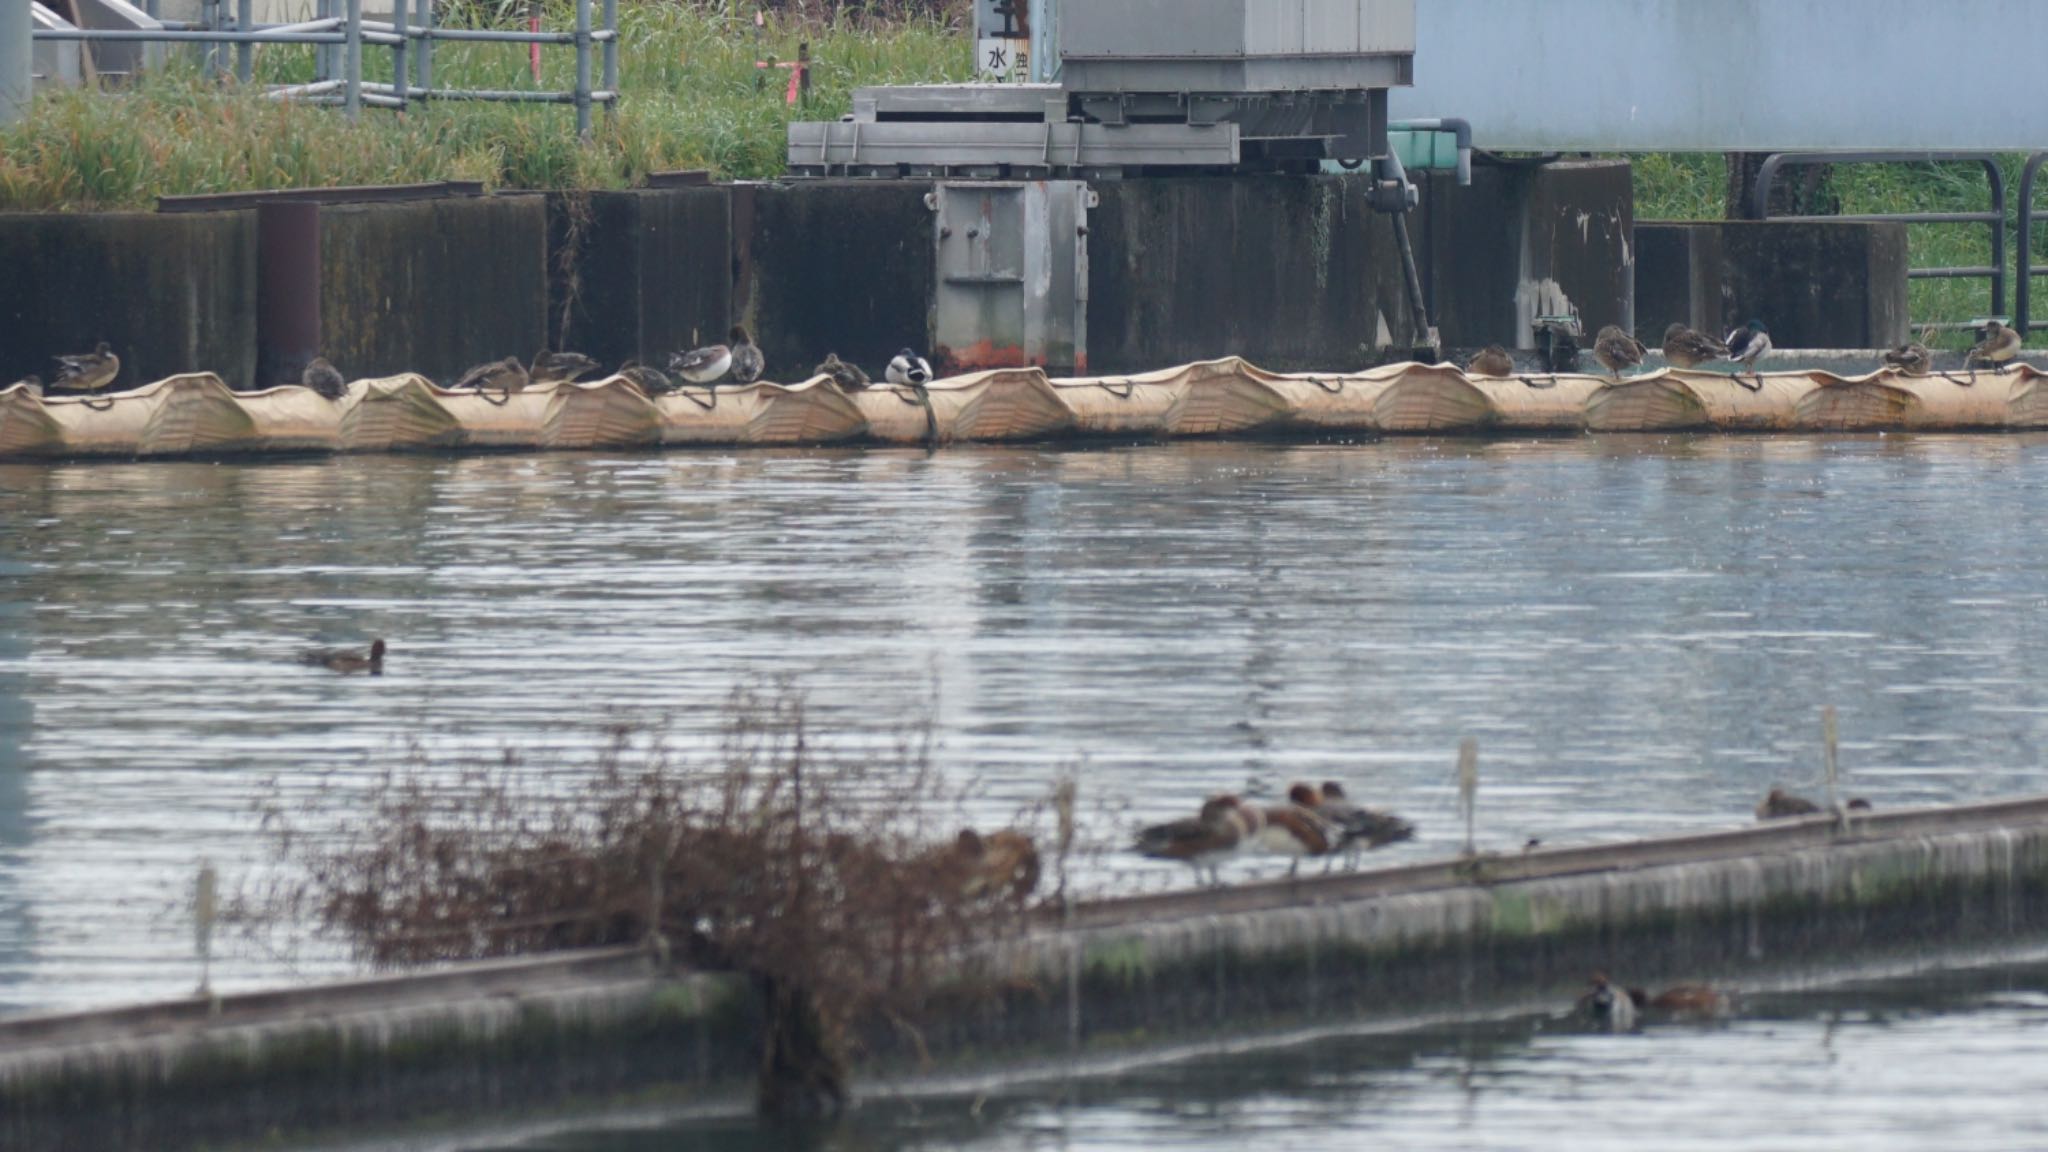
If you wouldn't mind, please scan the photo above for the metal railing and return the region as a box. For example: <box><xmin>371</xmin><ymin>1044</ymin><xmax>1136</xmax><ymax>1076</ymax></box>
<box><xmin>2014</xmin><ymin>152</ymin><xmax>2048</xmax><ymax>337</ymax></box>
<box><xmin>1753</xmin><ymin>152</ymin><xmax>2006</xmax><ymax>333</ymax></box>
<box><xmin>30</xmin><ymin>0</ymin><xmax>617</xmax><ymax>134</ymax></box>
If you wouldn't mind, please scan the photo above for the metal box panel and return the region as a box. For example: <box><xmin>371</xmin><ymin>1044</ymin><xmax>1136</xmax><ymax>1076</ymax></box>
<box><xmin>1064</xmin><ymin>0</ymin><xmax>1414</xmax><ymax>60</ymax></box>
<box><xmin>932</xmin><ymin>181</ymin><xmax>1091</xmax><ymax>374</ymax></box>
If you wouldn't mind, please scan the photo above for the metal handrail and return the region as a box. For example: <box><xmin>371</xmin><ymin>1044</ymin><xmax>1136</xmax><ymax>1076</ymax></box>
<box><xmin>2016</xmin><ymin>152</ymin><xmax>2048</xmax><ymax>337</ymax></box>
<box><xmin>1753</xmin><ymin>152</ymin><xmax>2007</xmax><ymax>332</ymax></box>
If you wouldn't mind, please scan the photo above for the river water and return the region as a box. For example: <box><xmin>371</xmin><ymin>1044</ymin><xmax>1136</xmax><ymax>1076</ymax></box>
<box><xmin>2</xmin><ymin>436</ymin><xmax>2047</xmax><ymax>1014</ymax></box>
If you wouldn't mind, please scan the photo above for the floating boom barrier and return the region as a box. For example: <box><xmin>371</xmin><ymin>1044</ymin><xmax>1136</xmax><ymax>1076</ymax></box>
<box><xmin>4</xmin><ymin>360</ymin><xmax>2047</xmax><ymax>459</ymax></box>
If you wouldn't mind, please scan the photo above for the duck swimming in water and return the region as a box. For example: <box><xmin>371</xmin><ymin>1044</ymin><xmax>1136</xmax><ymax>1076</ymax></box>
<box><xmin>452</xmin><ymin>356</ymin><xmax>530</xmax><ymax>393</ymax></box>
<box><xmin>298</xmin><ymin>638</ymin><xmax>385</xmax><ymax>675</ymax></box>
<box><xmin>301</xmin><ymin>357</ymin><xmax>346</xmax><ymax>400</ymax></box>
<box><xmin>1466</xmin><ymin>345</ymin><xmax>1515</xmax><ymax>377</ymax></box>
<box><xmin>1593</xmin><ymin>325</ymin><xmax>1646</xmax><ymax>381</ymax></box>
<box><xmin>815</xmin><ymin>352</ymin><xmax>871</xmax><ymax>391</ymax></box>
<box><xmin>529</xmin><ymin>350</ymin><xmax>601</xmax><ymax>385</ymax></box>
<box><xmin>669</xmin><ymin>340</ymin><xmax>732</xmax><ymax>386</ymax></box>
<box><xmin>50</xmin><ymin>342</ymin><xmax>120</xmax><ymax>394</ymax></box>
<box><xmin>1882</xmin><ymin>342</ymin><xmax>1933</xmax><ymax>377</ymax></box>
<box><xmin>726</xmin><ymin>325</ymin><xmax>765</xmax><ymax>385</ymax></box>
<box><xmin>1966</xmin><ymin>320</ymin><xmax>2023</xmax><ymax>374</ymax></box>
<box><xmin>886</xmin><ymin>348</ymin><xmax>934</xmax><ymax>387</ymax></box>
<box><xmin>1661</xmin><ymin>323</ymin><xmax>1729</xmax><ymax>370</ymax></box>
<box><xmin>1724</xmin><ymin>319</ymin><xmax>1772</xmax><ymax>391</ymax></box>
<box><xmin>1134</xmin><ymin>794</ymin><xmax>1261</xmax><ymax>888</ymax></box>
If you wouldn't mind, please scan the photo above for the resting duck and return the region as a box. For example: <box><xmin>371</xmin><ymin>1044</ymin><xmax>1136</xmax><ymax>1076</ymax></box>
<box><xmin>1592</xmin><ymin>325</ymin><xmax>1646</xmax><ymax>380</ymax></box>
<box><xmin>1466</xmin><ymin>345</ymin><xmax>1515</xmax><ymax>378</ymax></box>
<box><xmin>1315</xmin><ymin>781</ymin><xmax>1417</xmax><ymax>861</ymax></box>
<box><xmin>529</xmin><ymin>350</ymin><xmax>601</xmax><ymax>385</ymax></box>
<box><xmin>1576</xmin><ymin>971</ymin><xmax>1638</xmax><ymax>1032</ymax></box>
<box><xmin>1662</xmin><ymin>323</ymin><xmax>1729</xmax><ymax>370</ymax></box>
<box><xmin>1635</xmin><ymin>983</ymin><xmax>1736</xmax><ymax>1020</ymax></box>
<box><xmin>50</xmin><ymin>342</ymin><xmax>120</xmax><ymax>393</ymax></box>
<box><xmin>301</xmin><ymin>357</ymin><xmax>346</xmax><ymax>400</ymax></box>
<box><xmin>1255</xmin><ymin>784</ymin><xmax>1340</xmax><ymax>877</ymax></box>
<box><xmin>1882</xmin><ymin>342</ymin><xmax>1933</xmax><ymax>377</ymax></box>
<box><xmin>815</xmin><ymin>352</ymin><xmax>871</xmax><ymax>391</ymax></box>
<box><xmin>452</xmin><ymin>356</ymin><xmax>530</xmax><ymax>392</ymax></box>
<box><xmin>1724</xmin><ymin>319</ymin><xmax>1772</xmax><ymax>390</ymax></box>
<box><xmin>616</xmin><ymin>361</ymin><xmax>675</xmax><ymax>394</ymax></box>
<box><xmin>1755</xmin><ymin>788</ymin><xmax>1821</xmax><ymax>821</ymax></box>
<box><xmin>726</xmin><ymin>325</ymin><xmax>765</xmax><ymax>384</ymax></box>
<box><xmin>886</xmin><ymin>348</ymin><xmax>934</xmax><ymax>387</ymax></box>
<box><xmin>298</xmin><ymin>638</ymin><xmax>385</xmax><ymax>675</ymax></box>
<box><xmin>1133</xmin><ymin>794</ymin><xmax>1261</xmax><ymax>888</ymax></box>
<box><xmin>1967</xmin><ymin>320</ymin><xmax>2023</xmax><ymax>373</ymax></box>
<box><xmin>668</xmin><ymin>340</ymin><xmax>732</xmax><ymax>385</ymax></box>
<box><xmin>950</xmin><ymin>828</ymin><xmax>1041</xmax><ymax>904</ymax></box>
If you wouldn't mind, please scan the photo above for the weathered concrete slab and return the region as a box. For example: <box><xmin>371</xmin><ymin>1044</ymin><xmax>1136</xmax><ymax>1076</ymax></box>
<box><xmin>552</xmin><ymin>187</ymin><xmax>732</xmax><ymax>372</ymax></box>
<box><xmin>1638</xmin><ymin>220</ymin><xmax>1911</xmax><ymax>351</ymax></box>
<box><xmin>0</xmin><ymin>212</ymin><xmax>256</xmax><ymax>390</ymax></box>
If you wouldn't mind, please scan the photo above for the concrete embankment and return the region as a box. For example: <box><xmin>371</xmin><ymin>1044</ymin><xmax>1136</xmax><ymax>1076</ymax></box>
<box><xmin>5</xmin><ymin>797</ymin><xmax>2048</xmax><ymax>1151</ymax></box>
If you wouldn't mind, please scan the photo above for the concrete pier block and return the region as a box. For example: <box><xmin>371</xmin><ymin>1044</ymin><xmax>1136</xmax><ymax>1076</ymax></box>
<box><xmin>1635</xmin><ymin>220</ymin><xmax>1910</xmax><ymax>350</ymax></box>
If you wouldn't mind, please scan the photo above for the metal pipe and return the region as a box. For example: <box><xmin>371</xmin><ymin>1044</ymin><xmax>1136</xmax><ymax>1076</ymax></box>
<box><xmin>600</xmin><ymin>0</ymin><xmax>615</xmax><ymax>118</ymax></box>
<box><xmin>316</xmin><ymin>0</ymin><xmax>332</xmax><ymax>83</ymax></box>
<box><xmin>200</xmin><ymin>0</ymin><xmax>218</xmax><ymax>76</ymax></box>
<box><xmin>390</xmin><ymin>0</ymin><xmax>406</xmax><ymax>108</ymax></box>
<box><xmin>0</xmin><ymin>0</ymin><xmax>28</xmax><ymax>128</ymax></box>
<box><xmin>413</xmin><ymin>0</ymin><xmax>430</xmax><ymax>90</ymax></box>
<box><xmin>1390</xmin><ymin>117</ymin><xmax>1473</xmax><ymax>186</ymax></box>
<box><xmin>34</xmin><ymin>27</ymin><xmax>346</xmax><ymax>42</ymax></box>
<box><xmin>2020</xmin><ymin>152</ymin><xmax>2048</xmax><ymax>337</ymax></box>
<box><xmin>360</xmin><ymin>82</ymin><xmax>617</xmax><ymax>103</ymax></box>
<box><xmin>401</xmin><ymin>25</ymin><xmax>610</xmax><ymax>42</ymax></box>
<box><xmin>235</xmin><ymin>0</ymin><xmax>252</xmax><ymax>82</ymax></box>
<box><xmin>573</xmin><ymin>0</ymin><xmax>590</xmax><ymax>136</ymax></box>
<box><xmin>343</xmin><ymin>0</ymin><xmax>359</xmax><ymax>121</ymax></box>
<box><xmin>266</xmin><ymin>78</ymin><xmax>345</xmax><ymax>96</ymax></box>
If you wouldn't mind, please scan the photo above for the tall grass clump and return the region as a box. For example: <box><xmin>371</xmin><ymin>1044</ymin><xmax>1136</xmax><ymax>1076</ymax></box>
<box><xmin>247</xmin><ymin>681</ymin><xmax>1054</xmax><ymax>1118</ymax></box>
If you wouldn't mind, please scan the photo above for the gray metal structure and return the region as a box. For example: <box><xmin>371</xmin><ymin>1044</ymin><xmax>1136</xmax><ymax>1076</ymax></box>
<box><xmin>929</xmin><ymin>180</ymin><xmax>1092</xmax><ymax>372</ymax></box>
<box><xmin>2</xmin><ymin>0</ymin><xmax>32</xmax><ymax>125</ymax></box>
<box><xmin>789</xmin><ymin>0</ymin><xmax>1415</xmax><ymax>179</ymax></box>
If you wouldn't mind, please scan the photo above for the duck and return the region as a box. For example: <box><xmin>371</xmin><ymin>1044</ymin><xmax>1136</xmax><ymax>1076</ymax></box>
<box><xmin>298</xmin><ymin>638</ymin><xmax>386</xmax><ymax>675</ymax></box>
<box><xmin>1882</xmin><ymin>342</ymin><xmax>1933</xmax><ymax>377</ymax></box>
<box><xmin>1575</xmin><ymin>971</ymin><xmax>1638</xmax><ymax>1032</ymax></box>
<box><xmin>886</xmin><ymin>348</ymin><xmax>934</xmax><ymax>387</ymax></box>
<box><xmin>529</xmin><ymin>350</ymin><xmax>601</xmax><ymax>385</ymax></box>
<box><xmin>815</xmin><ymin>352</ymin><xmax>871</xmax><ymax>391</ymax></box>
<box><xmin>1724</xmin><ymin>319</ymin><xmax>1772</xmax><ymax>391</ymax></box>
<box><xmin>1592</xmin><ymin>325</ymin><xmax>1646</xmax><ymax>381</ymax></box>
<box><xmin>1255</xmin><ymin>784</ymin><xmax>1340</xmax><ymax>877</ymax></box>
<box><xmin>50</xmin><ymin>342</ymin><xmax>120</xmax><ymax>393</ymax></box>
<box><xmin>1966</xmin><ymin>320</ymin><xmax>2023</xmax><ymax>373</ymax></box>
<box><xmin>950</xmin><ymin>828</ymin><xmax>1041</xmax><ymax>904</ymax></box>
<box><xmin>1755</xmin><ymin>788</ymin><xmax>1821</xmax><ymax>821</ymax></box>
<box><xmin>668</xmin><ymin>340</ymin><xmax>733</xmax><ymax>386</ymax></box>
<box><xmin>1466</xmin><ymin>345</ymin><xmax>1515</xmax><ymax>378</ymax></box>
<box><xmin>301</xmin><ymin>357</ymin><xmax>346</xmax><ymax>400</ymax></box>
<box><xmin>9</xmin><ymin>374</ymin><xmax>42</xmax><ymax>398</ymax></box>
<box><xmin>1133</xmin><ymin>794</ymin><xmax>1261</xmax><ymax>887</ymax></box>
<box><xmin>1315</xmin><ymin>781</ymin><xmax>1418</xmax><ymax>860</ymax></box>
<box><xmin>726</xmin><ymin>325</ymin><xmax>765</xmax><ymax>384</ymax></box>
<box><xmin>1661</xmin><ymin>323</ymin><xmax>1730</xmax><ymax>370</ymax></box>
<box><xmin>616</xmin><ymin>361</ymin><xmax>675</xmax><ymax>395</ymax></box>
<box><xmin>452</xmin><ymin>356</ymin><xmax>530</xmax><ymax>393</ymax></box>
<box><xmin>1633</xmin><ymin>983</ymin><xmax>1736</xmax><ymax>1020</ymax></box>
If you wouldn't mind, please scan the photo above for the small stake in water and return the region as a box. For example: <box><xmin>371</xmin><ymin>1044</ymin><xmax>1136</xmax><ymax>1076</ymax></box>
<box><xmin>1457</xmin><ymin>737</ymin><xmax>1479</xmax><ymax>857</ymax></box>
<box><xmin>1822</xmin><ymin>704</ymin><xmax>1842</xmax><ymax>821</ymax></box>
<box><xmin>193</xmin><ymin>860</ymin><xmax>218</xmax><ymax>999</ymax></box>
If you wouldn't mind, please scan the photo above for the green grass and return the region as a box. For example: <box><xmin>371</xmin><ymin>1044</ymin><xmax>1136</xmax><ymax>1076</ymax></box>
<box><xmin>0</xmin><ymin>0</ymin><xmax>968</xmax><ymax>210</ymax></box>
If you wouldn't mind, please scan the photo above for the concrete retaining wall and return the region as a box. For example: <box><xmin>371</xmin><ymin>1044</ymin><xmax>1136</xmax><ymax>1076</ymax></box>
<box><xmin>4</xmin><ymin>797</ymin><xmax>2048</xmax><ymax>1152</ymax></box>
<box><xmin>1635</xmin><ymin>220</ymin><xmax>1912</xmax><ymax>350</ymax></box>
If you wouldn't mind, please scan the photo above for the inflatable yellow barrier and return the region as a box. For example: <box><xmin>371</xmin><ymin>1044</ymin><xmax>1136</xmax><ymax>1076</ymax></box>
<box><xmin>3</xmin><ymin>359</ymin><xmax>2044</xmax><ymax>461</ymax></box>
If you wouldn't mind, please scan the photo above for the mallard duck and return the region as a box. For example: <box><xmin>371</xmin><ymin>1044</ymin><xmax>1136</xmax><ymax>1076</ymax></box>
<box><xmin>1882</xmin><ymin>342</ymin><xmax>1932</xmax><ymax>376</ymax></box>
<box><xmin>1662</xmin><ymin>323</ymin><xmax>1729</xmax><ymax>369</ymax></box>
<box><xmin>1636</xmin><ymin>983</ymin><xmax>1736</xmax><ymax>1020</ymax></box>
<box><xmin>529</xmin><ymin>350</ymin><xmax>601</xmax><ymax>385</ymax></box>
<box><xmin>1255</xmin><ymin>783</ymin><xmax>1341</xmax><ymax>878</ymax></box>
<box><xmin>1133</xmin><ymin>794</ymin><xmax>1261</xmax><ymax>888</ymax></box>
<box><xmin>886</xmin><ymin>348</ymin><xmax>933</xmax><ymax>386</ymax></box>
<box><xmin>1755</xmin><ymin>788</ymin><xmax>1821</xmax><ymax>821</ymax></box>
<box><xmin>9</xmin><ymin>374</ymin><xmax>41</xmax><ymax>397</ymax></box>
<box><xmin>1315</xmin><ymin>781</ymin><xmax>1417</xmax><ymax>855</ymax></box>
<box><xmin>1966</xmin><ymin>320</ymin><xmax>2023</xmax><ymax>373</ymax></box>
<box><xmin>452</xmin><ymin>356</ymin><xmax>530</xmax><ymax>392</ymax></box>
<box><xmin>301</xmin><ymin>357</ymin><xmax>346</xmax><ymax>400</ymax></box>
<box><xmin>1592</xmin><ymin>325</ymin><xmax>1646</xmax><ymax>380</ymax></box>
<box><xmin>1466</xmin><ymin>345</ymin><xmax>1514</xmax><ymax>377</ymax></box>
<box><xmin>616</xmin><ymin>361</ymin><xmax>675</xmax><ymax>394</ymax></box>
<box><xmin>949</xmin><ymin>828</ymin><xmax>1041</xmax><ymax>904</ymax></box>
<box><xmin>298</xmin><ymin>638</ymin><xmax>385</xmax><ymax>675</ymax></box>
<box><xmin>50</xmin><ymin>342</ymin><xmax>120</xmax><ymax>393</ymax></box>
<box><xmin>1576</xmin><ymin>972</ymin><xmax>1638</xmax><ymax>1032</ymax></box>
<box><xmin>668</xmin><ymin>340</ymin><xmax>732</xmax><ymax>385</ymax></box>
<box><xmin>815</xmin><ymin>352</ymin><xmax>871</xmax><ymax>391</ymax></box>
<box><xmin>726</xmin><ymin>325</ymin><xmax>764</xmax><ymax>384</ymax></box>
<box><xmin>1724</xmin><ymin>319</ymin><xmax>1772</xmax><ymax>390</ymax></box>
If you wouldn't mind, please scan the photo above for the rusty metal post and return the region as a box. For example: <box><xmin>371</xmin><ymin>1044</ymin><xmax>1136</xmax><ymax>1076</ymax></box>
<box><xmin>257</xmin><ymin>202</ymin><xmax>323</xmax><ymax>389</ymax></box>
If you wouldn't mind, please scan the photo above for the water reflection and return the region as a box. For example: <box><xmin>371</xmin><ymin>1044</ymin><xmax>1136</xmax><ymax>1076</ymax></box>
<box><xmin>2</xmin><ymin>435</ymin><xmax>2048</xmax><ymax>1010</ymax></box>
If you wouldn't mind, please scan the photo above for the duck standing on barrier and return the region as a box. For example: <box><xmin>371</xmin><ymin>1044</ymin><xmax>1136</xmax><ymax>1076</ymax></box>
<box><xmin>1133</xmin><ymin>794</ymin><xmax>1261</xmax><ymax>888</ymax></box>
<box><xmin>299</xmin><ymin>638</ymin><xmax>386</xmax><ymax>676</ymax></box>
<box><xmin>1882</xmin><ymin>342</ymin><xmax>1933</xmax><ymax>376</ymax></box>
<box><xmin>726</xmin><ymin>326</ymin><xmax>765</xmax><ymax>384</ymax></box>
<box><xmin>529</xmin><ymin>350</ymin><xmax>601</xmax><ymax>385</ymax></box>
<box><xmin>887</xmin><ymin>348</ymin><xmax>934</xmax><ymax>387</ymax></box>
<box><xmin>1466</xmin><ymin>345</ymin><xmax>1515</xmax><ymax>377</ymax></box>
<box><xmin>616</xmin><ymin>361</ymin><xmax>675</xmax><ymax>394</ymax></box>
<box><xmin>1966</xmin><ymin>320</ymin><xmax>2023</xmax><ymax>374</ymax></box>
<box><xmin>301</xmin><ymin>357</ymin><xmax>346</xmax><ymax>400</ymax></box>
<box><xmin>1258</xmin><ymin>784</ymin><xmax>1340</xmax><ymax>878</ymax></box>
<box><xmin>50</xmin><ymin>342</ymin><xmax>120</xmax><ymax>394</ymax></box>
<box><xmin>670</xmin><ymin>338</ymin><xmax>733</xmax><ymax>385</ymax></box>
<box><xmin>1593</xmin><ymin>326</ymin><xmax>1646</xmax><ymax>381</ymax></box>
<box><xmin>815</xmin><ymin>353</ymin><xmax>870</xmax><ymax>391</ymax></box>
<box><xmin>1314</xmin><ymin>781</ymin><xmax>1417</xmax><ymax>867</ymax></box>
<box><xmin>1724</xmin><ymin>319</ymin><xmax>1772</xmax><ymax>391</ymax></box>
<box><xmin>1662</xmin><ymin>323</ymin><xmax>1729</xmax><ymax>370</ymax></box>
<box><xmin>1755</xmin><ymin>788</ymin><xmax>1820</xmax><ymax>820</ymax></box>
<box><xmin>452</xmin><ymin>356</ymin><xmax>530</xmax><ymax>393</ymax></box>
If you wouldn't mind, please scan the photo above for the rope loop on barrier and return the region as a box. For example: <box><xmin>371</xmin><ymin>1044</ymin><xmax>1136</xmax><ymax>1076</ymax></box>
<box><xmin>1097</xmin><ymin>380</ymin><xmax>1135</xmax><ymax>400</ymax></box>
<box><xmin>678</xmin><ymin>385</ymin><xmax>718</xmax><ymax>411</ymax></box>
<box><xmin>1309</xmin><ymin>377</ymin><xmax>1344</xmax><ymax>394</ymax></box>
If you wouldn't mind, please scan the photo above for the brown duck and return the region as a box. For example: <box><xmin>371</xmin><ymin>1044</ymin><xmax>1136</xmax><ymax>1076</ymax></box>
<box><xmin>815</xmin><ymin>352</ymin><xmax>871</xmax><ymax>391</ymax></box>
<box><xmin>1966</xmin><ymin>320</ymin><xmax>2023</xmax><ymax>373</ymax></box>
<box><xmin>1661</xmin><ymin>323</ymin><xmax>1729</xmax><ymax>369</ymax></box>
<box><xmin>50</xmin><ymin>342</ymin><xmax>120</xmax><ymax>394</ymax></box>
<box><xmin>529</xmin><ymin>350</ymin><xmax>601</xmax><ymax>385</ymax></box>
<box><xmin>1882</xmin><ymin>342</ymin><xmax>1932</xmax><ymax>376</ymax></box>
<box><xmin>452</xmin><ymin>356</ymin><xmax>529</xmax><ymax>392</ymax></box>
<box><xmin>1755</xmin><ymin>788</ymin><xmax>1821</xmax><ymax>820</ymax></box>
<box><xmin>301</xmin><ymin>357</ymin><xmax>346</xmax><ymax>400</ymax></box>
<box><xmin>1466</xmin><ymin>345</ymin><xmax>1515</xmax><ymax>377</ymax></box>
<box><xmin>617</xmin><ymin>361</ymin><xmax>675</xmax><ymax>394</ymax></box>
<box><xmin>299</xmin><ymin>638</ymin><xmax>386</xmax><ymax>675</ymax></box>
<box><xmin>1592</xmin><ymin>325</ymin><xmax>1646</xmax><ymax>380</ymax></box>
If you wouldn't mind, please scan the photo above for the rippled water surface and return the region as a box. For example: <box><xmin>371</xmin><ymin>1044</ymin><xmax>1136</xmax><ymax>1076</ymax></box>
<box><xmin>5</xmin><ymin>436</ymin><xmax>2048</xmax><ymax>1011</ymax></box>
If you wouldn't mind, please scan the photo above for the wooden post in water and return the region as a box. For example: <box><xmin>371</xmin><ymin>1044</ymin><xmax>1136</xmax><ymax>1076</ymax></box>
<box><xmin>1822</xmin><ymin>704</ymin><xmax>1841</xmax><ymax>815</ymax></box>
<box><xmin>193</xmin><ymin>860</ymin><xmax>218</xmax><ymax>999</ymax></box>
<box><xmin>1457</xmin><ymin>737</ymin><xmax>1479</xmax><ymax>857</ymax></box>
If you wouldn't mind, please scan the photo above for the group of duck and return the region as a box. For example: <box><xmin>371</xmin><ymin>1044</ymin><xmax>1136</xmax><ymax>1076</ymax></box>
<box><xmin>1134</xmin><ymin>782</ymin><xmax>1417</xmax><ymax>885</ymax></box>
<box><xmin>1465</xmin><ymin>319</ymin><xmax>2028</xmax><ymax>388</ymax></box>
<box><xmin>7</xmin><ymin>329</ymin><xmax>938</xmax><ymax>403</ymax></box>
